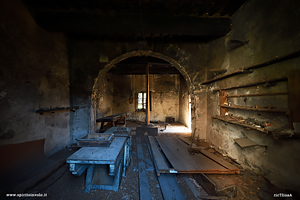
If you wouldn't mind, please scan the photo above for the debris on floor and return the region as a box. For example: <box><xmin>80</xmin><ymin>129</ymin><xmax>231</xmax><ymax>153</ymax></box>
<box><xmin>23</xmin><ymin>121</ymin><xmax>291</xmax><ymax>200</ymax></box>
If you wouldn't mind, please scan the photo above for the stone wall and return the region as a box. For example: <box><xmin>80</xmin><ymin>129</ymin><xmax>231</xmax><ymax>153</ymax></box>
<box><xmin>0</xmin><ymin>0</ymin><xmax>70</xmax><ymax>156</ymax></box>
<box><xmin>205</xmin><ymin>0</ymin><xmax>300</xmax><ymax>191</ymax></box>
<box><xmin>179</xmin><ymin>74</ymin><xmax>190</xmax><ymax>129</ymax></box>
<box><xmin>111</xmin><ymin>74</ymin><xmax>180</xmax><ymax>123</ymax></box>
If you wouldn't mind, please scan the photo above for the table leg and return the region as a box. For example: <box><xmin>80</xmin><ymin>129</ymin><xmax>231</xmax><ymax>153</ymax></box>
<box><xmin>84</xmin><ymin>165</ymin><xmax>94</xmax><ymax>193</ymax></box>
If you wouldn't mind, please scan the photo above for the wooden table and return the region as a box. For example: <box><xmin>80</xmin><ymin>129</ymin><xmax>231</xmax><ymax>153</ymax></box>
<box><xmin>105</xmin><ymin>127</ymin><xmax>132</xmax><ymax>137</ymax></box>
<box><xmin>66</xmin><ymin>136</ymin><xmax>131</xmax><ymax>192</ymax></box>
<box><xmin>96</xmin><ymin>113</ymin><xmax>129</xmax><ymax>131</ymax></box>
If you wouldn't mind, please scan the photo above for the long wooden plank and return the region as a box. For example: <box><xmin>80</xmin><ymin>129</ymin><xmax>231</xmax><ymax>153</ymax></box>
<box><xmin>156</xmin><ymin>136</ymin><xmax>197</xmax><ymax>171</ymax></box>
<box><xmin>136</xmin><ymin>137</ymin><xmax>151</xmax><ymax>200</ymax></box>
<box><xmin>212</xmin><ymin>115</ymin><xmax>268</xmax><ymax>133</ymax></box>
<box><xmin>213</xmin><ymin>76</ymin><xmax>288</xmax><ymax>91</ymax></box>
<box><xmin>158</xmin><ymin>174</ymin><xmax>185</xmax><ymax>200</ymax></box>
<box><xmin>220</xmin><ymin>104</ymin><xmax>289</xmax><ymax>113</ymax></box>
<box><xmin>148</xmin><ymin>136</ymin><xmax>169</xmax><ymax>174</ymax></box>
<box><xmin>156</xmin><ymin>136</ymin><xmax>229</xmax><ymax>173</ymax></box>
<box><xmin>178</xmin><ymin>136</ymin><xmax>239</xmax><ymax>171</ymax></box>
<box><xmin>178</xmin><ymin>136</ymin><xmax>199</xmax><ymax>148</ymax></box>
<box><xmin>227</xmin><ymin>92</ymin><xmax>288</xmax><ymax>97</ymax></box>
<box><xmin>200</xmin><ymin>69</ymin><xmax>253</xmax><ymax>85</ymax></box>
<box><xmin>172</xmin><ymin>137</ymin><xmax>232</xmax><ymax>170</ymax></box>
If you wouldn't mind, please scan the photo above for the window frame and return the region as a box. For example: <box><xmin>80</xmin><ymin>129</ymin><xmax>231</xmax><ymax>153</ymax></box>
<box><xmin>135</xmin><ymin>92</ymin><xmax>152</xmax><ymax>111</ymax></box>
<box><xmin>136</xmin><ymin>92</ymin><xmax>147</xmax><ymax>111</ymax></box>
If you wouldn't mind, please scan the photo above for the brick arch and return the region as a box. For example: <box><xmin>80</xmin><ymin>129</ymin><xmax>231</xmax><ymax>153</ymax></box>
<box><xmin>92</xmin><ymin>50</ymin><xmax>193</xmax><ymax>98</ymax></box>
<box><xmin>91</xmin><ymin>50</ymin><xmax>193</xmax><ymax>132</ymax></box>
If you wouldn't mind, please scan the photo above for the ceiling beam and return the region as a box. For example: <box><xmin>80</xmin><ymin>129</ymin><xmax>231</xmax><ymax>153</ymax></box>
<box><xmin>34</xmin><ymin>12</ymin><xmax>231</xmax><ymax>36</ymax></box>
<box><xmin>108</xmin><ymin>64</ymin><xmax>180</xmax><ymax>74</ymax></box>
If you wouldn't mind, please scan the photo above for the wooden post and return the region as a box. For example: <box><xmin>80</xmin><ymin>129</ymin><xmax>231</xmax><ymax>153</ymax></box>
<box><xmin>145</xmin><ymin>64</ymin><xmax>150</xmax><ymax>125</ymax></box>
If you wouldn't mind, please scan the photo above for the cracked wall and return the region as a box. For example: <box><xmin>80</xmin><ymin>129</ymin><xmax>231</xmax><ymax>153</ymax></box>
<box><xmin>0</xmin><ymin>0</ymin><xmax>70</xmax><ymax>156</ymax></box>
<box><xmin>205</xmin><ymin>0</ymin><xmax>300</xmax><ymax>192</ymax></box>
<box><xmin>111</xmin><ymin>74</ymin><xmax>180</xmax><ymax>123</ymax></box>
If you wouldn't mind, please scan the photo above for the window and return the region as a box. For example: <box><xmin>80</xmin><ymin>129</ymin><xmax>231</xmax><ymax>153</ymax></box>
<box><xmin>137</xmin><ymin>92</ymin><xmax>146</xmax><ymax>110</ymax></box>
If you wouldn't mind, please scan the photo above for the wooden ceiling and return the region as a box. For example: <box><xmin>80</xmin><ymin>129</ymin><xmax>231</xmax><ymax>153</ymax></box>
<box><xmin>23</xmin><ymin>1</ymin><xmax>247</xmax><ymax>74</ymax></box>
<box><xmin>108</xmin><ymin>56</ymin><xmax>179</xmax><ymax>75</ymax></box>
<box><xmin>24</xmin><ymin>0</ymin><xmax>247</xmax><ymax>40</ymax></box>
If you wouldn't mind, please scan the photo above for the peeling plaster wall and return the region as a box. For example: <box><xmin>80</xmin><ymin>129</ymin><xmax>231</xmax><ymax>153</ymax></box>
<box><xmin>205</xmin><ymin>0</ymin><xmax>300</xmax><ymax>191</ymax></box>
<box><xmin>0</xmin><ymin>0</ymin><xmax>70</xmax><ymax>156</ymax></box>
<box><xmin>67</xmin><ymin>38</ymin><xmax>104</xmax><ymax>141</ymax></box>
<box><xmin>112</xmin><ymin>74</ymin><xmax>180</xmax><ymax>122</ymax></box>
<box><xmin>94</xmin><ymin>74</ymin><xmax>113</xmax><ymax>132</ymax></box>
<box><xmin>151</xmin><ymin>74</ymin><xmax>179</xmax><ymax>122</ymax></box>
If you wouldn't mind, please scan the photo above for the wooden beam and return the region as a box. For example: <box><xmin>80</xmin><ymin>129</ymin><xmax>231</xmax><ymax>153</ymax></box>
<box><xmin>35</xmin><ymin>12</ymin><xmax>231</xmax><ymax>36</ymax></box>
<box><xmin>146</xmin><ymin>64</ymin><xmax>150</xmax><ymax>125</ymax></box>
<box><xmin>108</xmin><ymin>65</ymin><xmax>180</xmax><ymax>75</ymax></box>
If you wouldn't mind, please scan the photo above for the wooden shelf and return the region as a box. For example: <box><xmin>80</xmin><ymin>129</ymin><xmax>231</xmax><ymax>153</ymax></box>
<box><xmin>220</xmin><ymin>105</ymin><xmax>290</xmax><ymax>114</ymax></box>
<box><xmin>35</xmin><ymin>106</ymin><xmax>79</xmax><ymax>115</ymax></box>
<box><xmin>234</xmin><ymin>137</ymin><xmax>259</xmax><ymax>148</ymax></box>
<box><xmin>200</xmin><ymin>69</ymin><xmax>253</xmax><ymax>85</ymax></box>
<box><xmin>213</xmin><ymin>77</ymin><xmax>288</xmax><ymax>91</ymax></box>
<box><xmin>226</xmin><ymin>92</ymin><xmax>288</xmax><ymax>98</ymax></box>
<box><xmin>213</xmin><ymin>115</ymin><xmax>298</xmax><ymax>139</ymax></box>
<box><xmin>212</xmin><ymin>115</ymin><xmax>268</xmax><ymax>133</ymax></box>
<box><xmin>204</xmin><ymin>49</ymin><xmax>300</xmax><ymax>86</ymax></box>
<box><xmin>241</xmin><ymin>49</ymin><xmax>300</xmax><ymax>70</ymax></box>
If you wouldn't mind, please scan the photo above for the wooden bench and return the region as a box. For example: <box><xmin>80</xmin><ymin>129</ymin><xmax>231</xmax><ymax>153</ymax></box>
<box><xmin>96</xmin><ymin>113</ymin><xmax>129</xmax><ymax>132</ymax></box>
<box><xmin>66</xmin><ymin>129</ymin><xmax>132</xmax><ymax>192</ymax></box>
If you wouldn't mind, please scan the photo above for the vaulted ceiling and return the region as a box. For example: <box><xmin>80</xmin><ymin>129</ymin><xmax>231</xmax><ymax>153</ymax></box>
<box><xmin>24</xmin><ymin>0</ymin><xmax>247</xmax><ymax>40</ymax></box>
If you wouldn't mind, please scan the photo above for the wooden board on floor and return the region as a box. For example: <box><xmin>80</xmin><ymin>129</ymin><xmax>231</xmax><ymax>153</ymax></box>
<box><xmin>158</xmin><ymin>174</ymin><xmax>185</xmax><ymax>200</ymax></box>
<box><xmin>178</xmin><ymin>136</ymin><xmax>199</xmax><ymax>148</ymax></box>
<box><xmin>155</xmin><ymin>136</ymin><xmax>239</xmax><ymax>174</ymax></box>
<box><xmin>148</xmin><ymin>136</ymin><xmax>169</xmax><ymax>175</ymax></box>
<box><xmin>179</xmin><ymin>136</ymin><xmax>239</xmax><ymax>172</ymax></box>
<box><xmin>136</xmin><ymin>137</ymin><xmax>151</xmax><ymax>200</ymax></box>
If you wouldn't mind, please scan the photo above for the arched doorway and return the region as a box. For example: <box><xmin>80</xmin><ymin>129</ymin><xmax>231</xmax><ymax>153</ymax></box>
<box><xmin>91</xmin><ymin>50</ymin><xmax>193</xmax><ymax>133</ymax></box>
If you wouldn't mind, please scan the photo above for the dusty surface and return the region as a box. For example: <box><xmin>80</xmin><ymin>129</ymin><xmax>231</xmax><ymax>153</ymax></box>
<box><xmin>22</xmin><ymin>121</ymin><xmax>296</xmax><ymax>200</ymax></box>
<box><xmin>185</xmin><ymin>136</ymin><xmax>299</xmax><ymax>200</ymax></box>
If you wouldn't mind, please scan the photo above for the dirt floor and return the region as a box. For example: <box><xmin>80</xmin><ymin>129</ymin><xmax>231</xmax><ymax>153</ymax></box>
<box><xmin>21</xmin><ymin>121</ymin><xmax>296</xmax><ymax>200</ymax></box>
